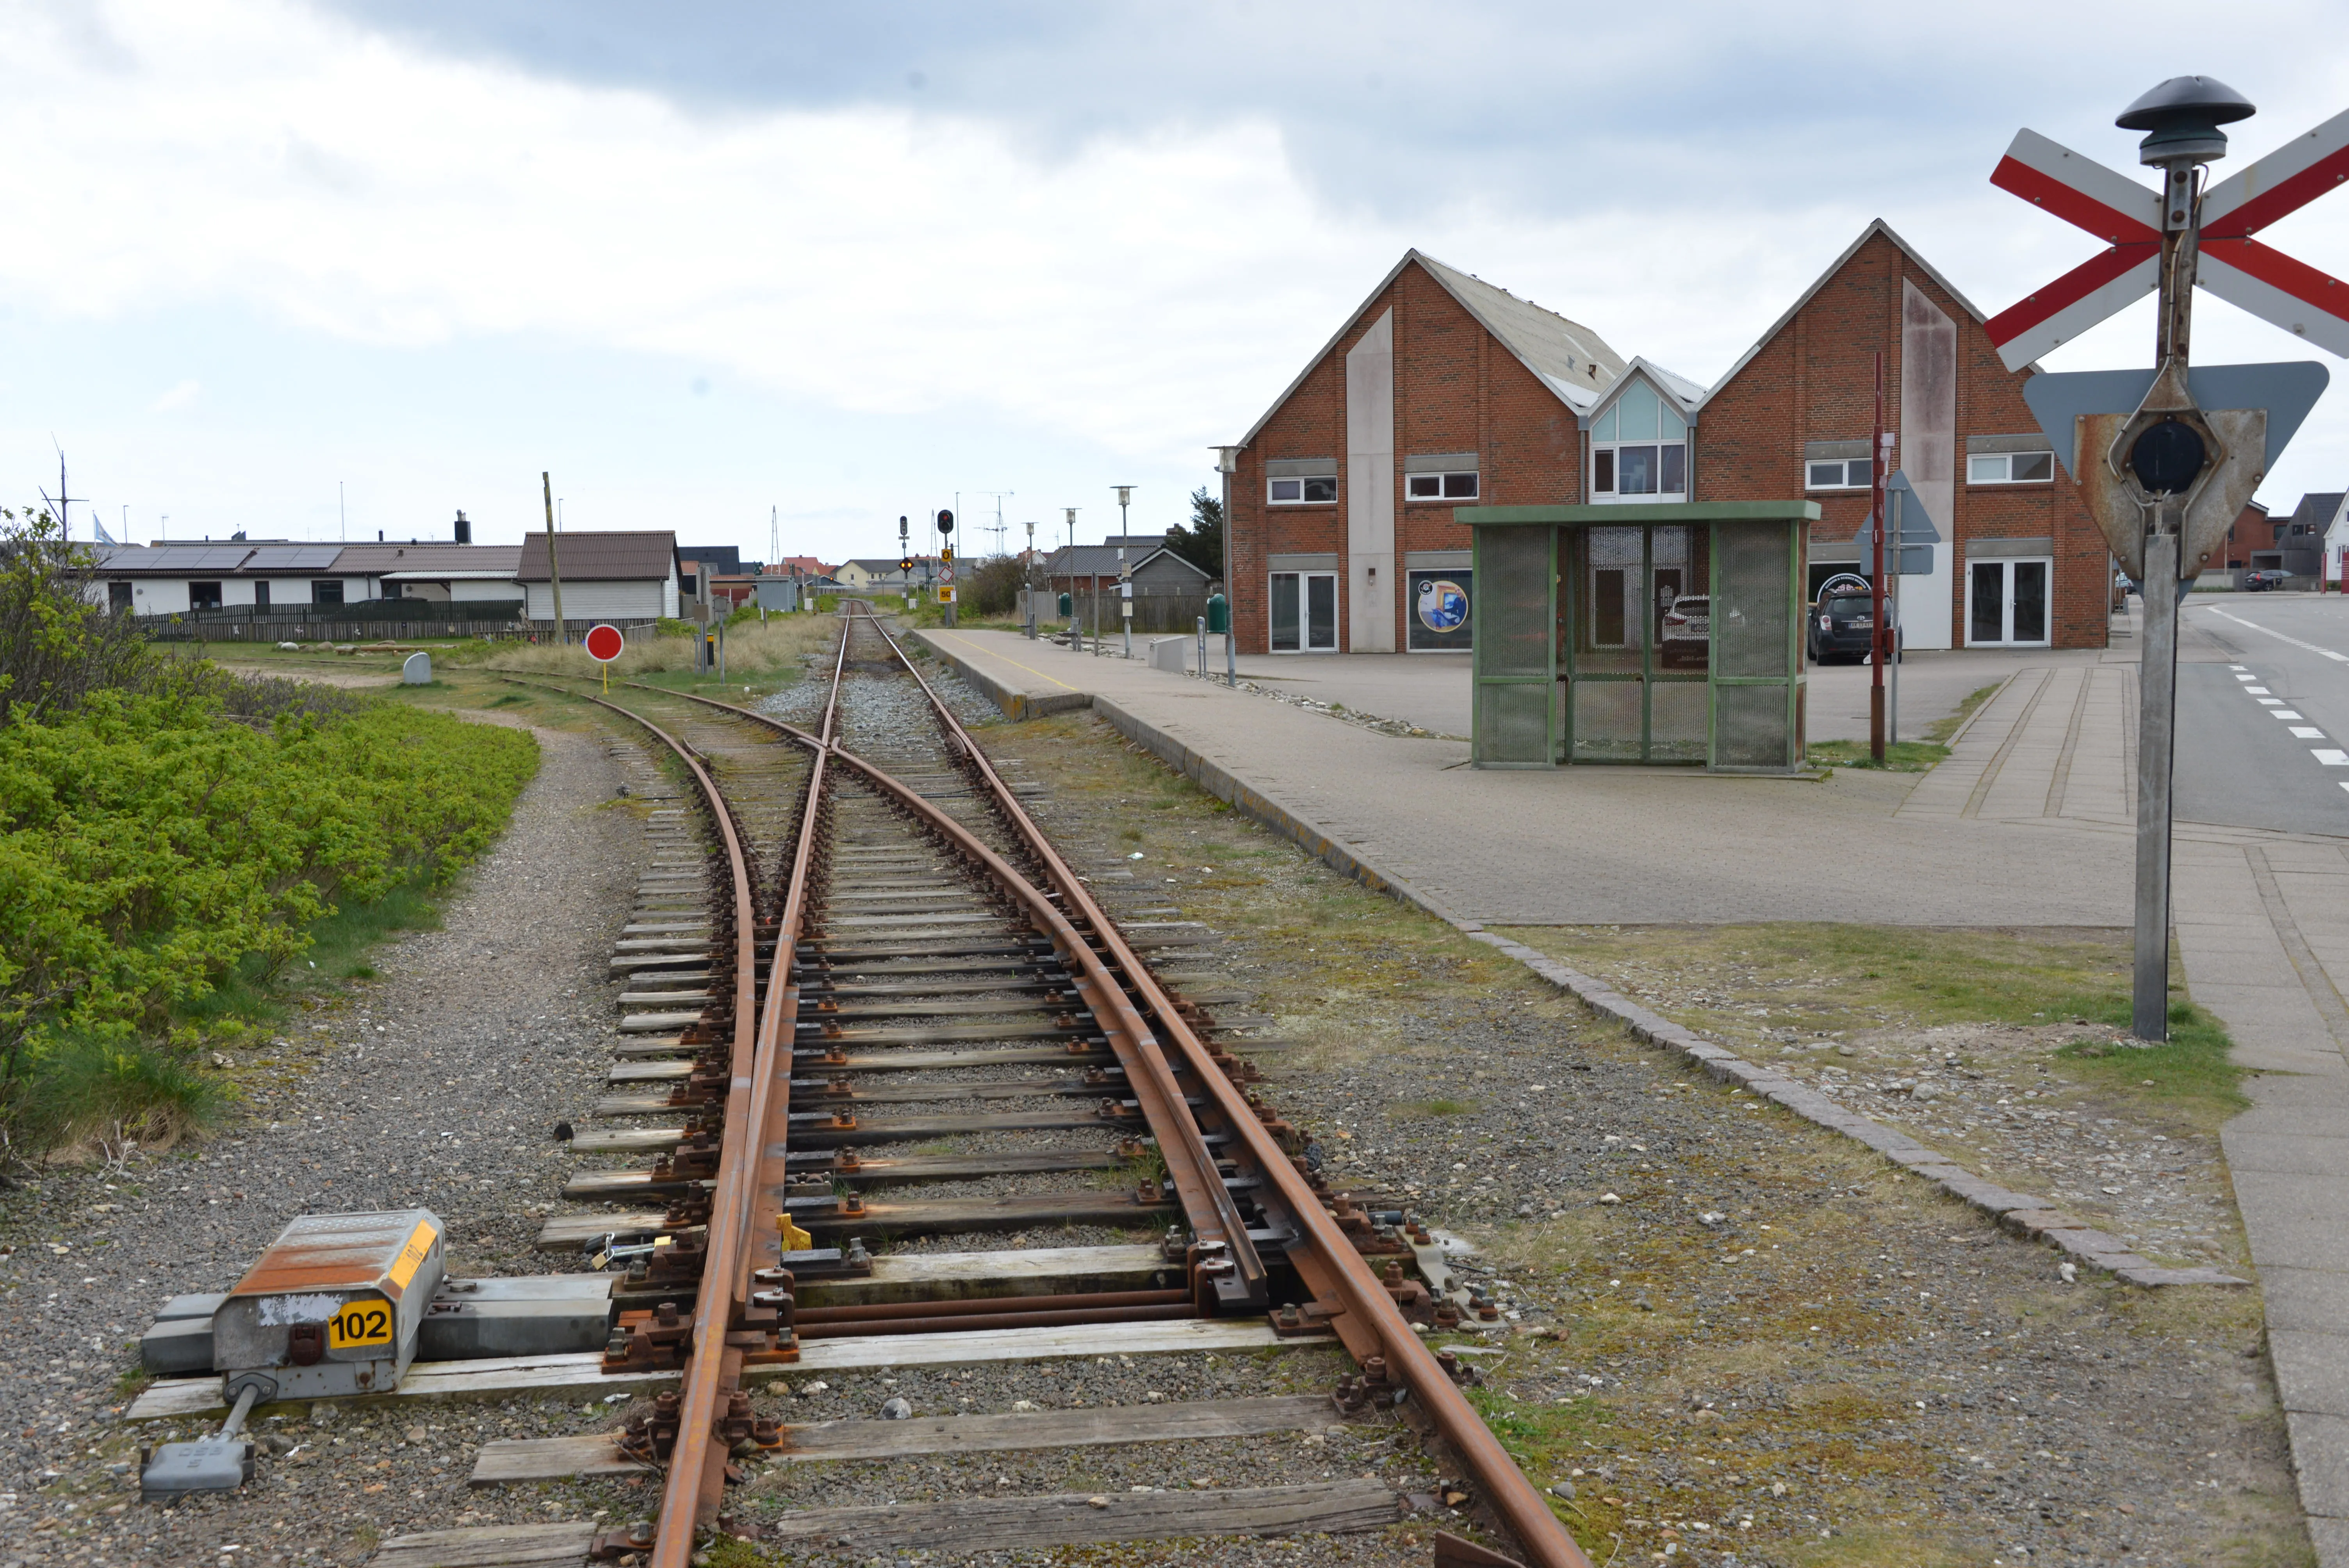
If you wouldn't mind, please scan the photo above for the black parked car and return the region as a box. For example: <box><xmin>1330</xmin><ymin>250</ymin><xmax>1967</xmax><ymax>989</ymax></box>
<box><xmin>1809</xmin><ymin>589</ymin><xmax>1882</xmax><ymax>664</ymax></box>
<box><xmin>2242</xmin><ymin>569</ymin><xmax>2294</xmax><ymax>592</ymax></box>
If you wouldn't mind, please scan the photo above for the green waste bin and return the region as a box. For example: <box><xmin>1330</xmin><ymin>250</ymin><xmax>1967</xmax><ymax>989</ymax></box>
<box><xmin>1205</xmin><ymin>593</ymin><xmax>1229</xmax><ymax>634</ymax></box>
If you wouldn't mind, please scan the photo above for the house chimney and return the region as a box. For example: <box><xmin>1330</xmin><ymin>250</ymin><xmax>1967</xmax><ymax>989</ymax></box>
<box><xmin>454</xmin><ymin>510</ymin><xmax>472</xmax><ymax>545</ymax></box>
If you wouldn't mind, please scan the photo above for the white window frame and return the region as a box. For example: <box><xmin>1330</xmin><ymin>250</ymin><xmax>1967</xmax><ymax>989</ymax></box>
<box><xmin>1967</xmin><ymin>451</ymin><xmax>2055</xmax><ymax>485</ymax></box>
<box><xmin>1268</xmin><ymin>475</ymin><xmax>1338</xmax><ymax>505</ymax></box>
<box><xmin>1805</xmin><ymin>457</ymin><xmax>1870</xmax><ymax>490</ymax></box>
<box><xmin>1590</xmin><ymin>441</ymin><xmax>1688</xmax><ymax>502</ymax></box>
<box><xmin>1964</xmin><ymin>556</ymin><xmax>2054</xmax><ymax>648</ymax></box>
<box><xmin>1405</xmin><ymin>470</ymin><xmax>1479</xmax><ymax>502</ymax></box>
<box><xmin>1267</xmin><ymin>570</ymin><xmax>1338</xmax><ymax>653</ymax></box>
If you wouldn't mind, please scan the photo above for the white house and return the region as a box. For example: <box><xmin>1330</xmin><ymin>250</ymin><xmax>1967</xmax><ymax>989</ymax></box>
<box><xmin>2319</xmin><ymin>493</ymin><xmax>2349</xmax><ymax>587</ymax></box>
<box><xmin>516</xmin><ymin>531</ymin><xmax>681</xmax><ymax>625</ymax></box>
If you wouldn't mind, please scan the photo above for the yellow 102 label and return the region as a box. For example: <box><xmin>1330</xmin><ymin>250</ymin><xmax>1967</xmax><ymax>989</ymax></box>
<box><xmin>326</xmin><ymin>1299</ymin><xmax>394</xmax><ymax>1351</ymax></box>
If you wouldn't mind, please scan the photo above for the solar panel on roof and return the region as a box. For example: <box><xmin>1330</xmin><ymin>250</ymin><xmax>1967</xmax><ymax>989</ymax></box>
<box><xmin>242</xmin><ymin>545</ymin><xmax>343</xmax><ymax>569</ymax></box>
<box><xmin>143</xmin><ymin>546</ymin><xmax>253</xmax><ymax>570</ymax></box>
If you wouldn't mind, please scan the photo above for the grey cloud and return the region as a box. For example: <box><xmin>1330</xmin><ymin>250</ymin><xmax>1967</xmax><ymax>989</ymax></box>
<box><xmin>297</xmin><ymin>0</ymin><xmax>2339</xmax><ymax>223</ymax></box>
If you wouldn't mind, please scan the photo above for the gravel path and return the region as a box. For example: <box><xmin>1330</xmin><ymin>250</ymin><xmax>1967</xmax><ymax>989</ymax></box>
<box><xmin>0</xmin><ymin>722</ymin><xmax>642</xmax><ymax>1567</ymax></box>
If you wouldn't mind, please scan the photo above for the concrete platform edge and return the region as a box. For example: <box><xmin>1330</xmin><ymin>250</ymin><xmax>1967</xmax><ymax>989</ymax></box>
<box><xmin>920</xmin><ymin>637</ymin><xmax>2244</xmax><ymax>1292</ymax></box>
<box><xmin>911</xmin><ymin>629</ymin><xmax>1094</xmax><ymax>721</ymax></box>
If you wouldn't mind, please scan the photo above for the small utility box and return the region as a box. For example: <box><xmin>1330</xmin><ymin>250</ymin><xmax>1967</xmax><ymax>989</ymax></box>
<box><xmin>1461</xmin><ymin>501</ymin><xmax>1816</xmax><ymax>773</ymax></box>
<box><xmin>210</xmin><ymin>1210</ymin><xmax>445</xmax><ymax>1399</ymax></box>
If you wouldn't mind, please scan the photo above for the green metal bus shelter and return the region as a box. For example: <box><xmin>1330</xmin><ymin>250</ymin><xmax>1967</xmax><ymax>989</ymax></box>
<box><xmin>1461</xmin><ymin>500</ymin><xmax>1818</xmax><ymax>773</ymax></box>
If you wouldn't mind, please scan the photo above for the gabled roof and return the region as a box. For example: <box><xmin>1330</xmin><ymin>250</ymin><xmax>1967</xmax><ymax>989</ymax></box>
<box><xmin>2290</xmin><ymin>492</ymin><xmax>2345</xmax><ymax>527</ymax></box>
<box><xmin>1695</xmin><ymin>220</ymin><xmax>2001</xmax><ymax>412</ymax></box>
<box><xmin>1235</xmin><ymin>249</ymin><xmax>1627</xmax><ymax>447</ymax></box>
<box><xmin>1044</xmin><ymin>543</ymin><xmax>1208</xmax><ymax>580</ymax></box>
<box><xmin>517</xmin><ymin>531</ymin><xmax>678</xmax><ymax>583</ymax></box>
<box><xmin>1577</xmin><ymin>357</ymin><xmax>1709</xmax><ymax>430</ymax></box>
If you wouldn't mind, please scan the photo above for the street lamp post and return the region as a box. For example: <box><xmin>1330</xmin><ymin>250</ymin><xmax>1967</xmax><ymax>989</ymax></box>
<box><xmin>1024</xmin><ymin>520</ymin><xmax>1037</xmax><ymax>639</ymax></box>
<box><xmin>1063</xmin><ymin>507</ymin><xmax>1080</xmax><ymax>649</ymax></box>
<box><xmin>1214</xmin><ymin>445</ymin><xmax>1241</xmax><ymax>686</ymax></box>
<box><xmin>1113</xmin><ymin>485</ymin><xmax>1135</xmax><ymax>657</ymax></box>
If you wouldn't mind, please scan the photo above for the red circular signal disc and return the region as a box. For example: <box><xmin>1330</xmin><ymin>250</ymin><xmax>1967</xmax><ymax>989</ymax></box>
<box><xmin>583</xmin><ymin>624</ymin><xmax>626</xmax><ymax>662</ymax></box>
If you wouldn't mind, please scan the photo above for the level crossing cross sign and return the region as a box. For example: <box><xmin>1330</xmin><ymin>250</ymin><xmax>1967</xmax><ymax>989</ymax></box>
<box><xmin>1987</xmin><ymin>107</ymin><xmax>2349</xmax><ymax>370</ymax></box>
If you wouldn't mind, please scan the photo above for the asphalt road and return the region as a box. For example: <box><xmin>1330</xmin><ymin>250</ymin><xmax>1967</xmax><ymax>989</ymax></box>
<box><xmin>2178</xmin><ymin>593</ymin><xmax>2349</xmax><ymax>837</ymax></box>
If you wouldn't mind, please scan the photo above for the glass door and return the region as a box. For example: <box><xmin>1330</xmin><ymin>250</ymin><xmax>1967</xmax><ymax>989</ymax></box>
<box><xmin>1565</xmin><ymin>524</ymin><xmax>1709</xmax><ymax>763</ymax></box>
<box><xmin>1270</xmin><ymin>572</ymin><xmax>1339</xmax><ymax>652</ymax></box>
<box><xmin>1966</xmin><ymin>559</ymin><xmax>2051</xmax><ymax>647</ymax></box>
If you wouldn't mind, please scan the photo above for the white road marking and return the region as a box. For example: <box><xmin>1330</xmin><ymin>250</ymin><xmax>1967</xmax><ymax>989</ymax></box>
<box><xmin>2276</xmin><ymin>711</ymin><xmax>2306</xmax><ymax>720</ymax></box>
<box><xmin>2236</xmin><ymin>672</ymin><xmax>2258</xmax><ymax>681</ymax></box>
<box><xmin>2292</xmin><ymin>726</ymin><xmax>2328</xmax><ymax>738</ymax></box>
<box><xmin>2201</xmin><ymin>605</ymin><xmax>2349</xmax><ymax>663</ymax></box>
<box><xmin>2316</xmin><ymin>751</ymin><xmax>2349</xmax><ymax>767</ymax></box>
<box><xmin>2259</xmin><ymin>698</ymin><xmax>2285</xmax><ymax>706</ymax></box>
<box><xmin>2246</xmin><ymin>686</ymin><xmax>2273</xmax><ymax>694</ymax></box>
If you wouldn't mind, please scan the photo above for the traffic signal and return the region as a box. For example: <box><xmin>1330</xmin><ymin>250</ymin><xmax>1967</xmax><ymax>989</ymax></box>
<box><xmin>936</xmin><ymin>509</ymin><xmax>954</xmax><ymax>536</ymax></box>
<box><xmin>898</xmin><ymin>556</ymin><xmax>914</xmax><ymax>573</ymax></box>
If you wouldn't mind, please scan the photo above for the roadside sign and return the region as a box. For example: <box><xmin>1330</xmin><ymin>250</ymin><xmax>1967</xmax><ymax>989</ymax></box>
<box><xmin>1987</xmin><ymin>109</ymin><xmax>2349</xmax><ymax>369</ymax></box>
<box><xmin>938</xmin><ymin>585</ymin><xmax>956</xmax><ymax>604</ymax></box>
<box><xmin>938</xmin><ymin>561</ymin><xmax>955</xmax><ymax>584</ymax></box>
<box><xmin>584</xmin><ymin>624</ymin><xmax>625</xmax><ymax>662</ymax></box>
<box><xmin>2021</xmin><ymin>361</ymin><xmax>2328</xmax><ymax>576</ymax></box>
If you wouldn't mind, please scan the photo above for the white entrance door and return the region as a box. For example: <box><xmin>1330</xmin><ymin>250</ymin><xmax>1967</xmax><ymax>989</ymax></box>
<box><xmin>1269</xmin><ymin>572</ymin><xmax>1338</xmax><ymax>652</ymax></box>
<box><xmin>1966</xmin><ymin>558</ymin><xmax>2052</xmax><ymax>647</ymax></box>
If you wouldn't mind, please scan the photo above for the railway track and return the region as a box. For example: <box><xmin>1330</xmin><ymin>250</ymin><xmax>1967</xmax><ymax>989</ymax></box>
<box><xmin>497</xmin><ymin>605</ymin><xmax>1585</xmax><ymax>1567</ymax></box>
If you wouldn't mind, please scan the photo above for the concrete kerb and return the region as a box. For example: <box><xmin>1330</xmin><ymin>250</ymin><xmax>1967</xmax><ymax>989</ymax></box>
<box><xmin>927</xmin><ymin>639</ymin><xmax>2244</xmax><ymax>1289</ymax></box>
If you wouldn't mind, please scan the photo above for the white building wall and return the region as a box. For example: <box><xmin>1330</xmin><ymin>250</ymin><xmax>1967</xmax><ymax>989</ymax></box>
<box><xmin>452</xmin><ymin>579</ymin><xmax>524</xmax><ymax>602</ymax></box>
<box><xmin>526</xmin><ymin>581</ymin><xmax>665</xmax><ymax>621</ymax></box>
<box><xmin>135</xmin><ymin>581</ymin><xmax>190</xmax><ymax>615</ymax></box>
<box><xmin>1344</xmin><ymin>309</ymin><xmax>1397</xmax><ymax>652</ymax></box>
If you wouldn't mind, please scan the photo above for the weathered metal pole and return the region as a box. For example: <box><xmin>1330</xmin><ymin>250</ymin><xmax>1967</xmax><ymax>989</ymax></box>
<box><xmin>542</xmin><ymin>472</ymin><xmax>566</xmax><ymax>645</ymax></box>
<box><xmin>1869</xmin><ymin>354</ymin><xmax>1887</xmax><ymax>762</ymax></box>
<box><xmin>2130</xmin><ymin>156</ymin><xmax>2206</xmax><ymax>1042</ymax></box>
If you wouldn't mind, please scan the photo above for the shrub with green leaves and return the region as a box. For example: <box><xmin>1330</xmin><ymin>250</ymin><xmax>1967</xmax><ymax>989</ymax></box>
<box><xmin>0</xmin><ymin>688</ymin><xmax>536</xmax><ymax>1153</ymax></box>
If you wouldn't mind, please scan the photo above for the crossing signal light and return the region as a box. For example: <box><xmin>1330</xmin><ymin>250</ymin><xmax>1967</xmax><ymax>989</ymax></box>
<box><xmin>898</xmin><ymin>556</ymin><xmax>914</xmax><ymax>573</ymax></box>
<box><xmin>936</xmin><ymin>509</ymin><xmax>954</xmax><ymax>536</ymax></box>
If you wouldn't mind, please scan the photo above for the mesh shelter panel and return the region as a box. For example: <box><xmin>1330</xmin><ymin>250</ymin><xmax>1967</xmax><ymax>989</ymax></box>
<box><xmin>1714</xmin><ymin>522</ymin><xmax>1793</xmax><ymax>679</ymax></box>
<box><xmin>1479</xmin><ymin>528</ymin><xmax>1552</xmax><ymax>677</ymax></box>
<box><xmin>1715</xmin><ymin>683</ymin><xmax>1792</xmax><ymax>770</ymax></box>
<box><xmin>1477</xmin><ymin>682</ymin><xmax>1553</xmax><ymax>765</ymax></box>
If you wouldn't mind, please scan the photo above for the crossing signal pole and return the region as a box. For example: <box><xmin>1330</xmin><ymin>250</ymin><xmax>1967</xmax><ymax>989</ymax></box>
<box><xmin>936</xmin><ymin>509</ymin><xmax>957</xmax><ymax>628</ymax></box>
<box><xmin>1989</xmin><ymin>78</ymin><xmax>2349</xmax><ymax>1040</ymax></box>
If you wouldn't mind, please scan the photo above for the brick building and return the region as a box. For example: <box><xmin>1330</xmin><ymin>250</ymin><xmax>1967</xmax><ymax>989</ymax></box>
<box><xmin>1224</xmin><ymin>251</ymin><xmax>1624</xmax><ymax>654</ymax></box>
<box><xmin>1221</xmin><ymin>225</ymin><xmax>2113</xmax><ymax>655</ymax></box>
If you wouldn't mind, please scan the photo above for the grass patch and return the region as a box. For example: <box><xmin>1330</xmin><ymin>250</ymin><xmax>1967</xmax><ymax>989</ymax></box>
<box><xmin>1494</xmin><ymin>922</ymin><xmax>2244</xmax><ymax>1127</ymax></box>
<box><xmin>7</xmin><ymin>1037</ymin><xmax>223</xmax><ymax>1158</ymax></box>
<box><xmin>1390</xmin><ymin>1098</ymin><xmax>1478</xmax><ymax>1118</ymax></box>
<box><xmin>1804</xmin><ymin>738</ymin><xmax>1948</xmax><ymax>772</ymax></box>
<box><xmin>1804</xmin><ymin>682</ymin><xmax>2003</xmax><ymax>772</ymax></box>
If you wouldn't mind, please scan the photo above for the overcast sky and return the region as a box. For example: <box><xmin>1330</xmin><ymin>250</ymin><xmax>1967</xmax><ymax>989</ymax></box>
<box><xmin>6</xmin><ymin>0</ymin><xmax>2347</xmax><ymax>560</ymax></box>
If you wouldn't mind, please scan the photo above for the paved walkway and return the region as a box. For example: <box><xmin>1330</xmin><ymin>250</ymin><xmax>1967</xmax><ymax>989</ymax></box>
<box><xmin>921</xmin><ymin>620</ymin><xmax>2349</xmax><ymax>1561</ymax></box>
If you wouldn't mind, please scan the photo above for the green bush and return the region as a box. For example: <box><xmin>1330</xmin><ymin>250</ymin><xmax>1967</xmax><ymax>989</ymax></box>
<box><xmin>0</xmin><ymin>689</ymin><xmax>537</xmax><ymax>1156</ymax></box>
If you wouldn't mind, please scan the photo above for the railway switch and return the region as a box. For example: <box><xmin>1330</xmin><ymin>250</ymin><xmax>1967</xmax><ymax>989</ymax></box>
<box><xmin>209</xmin><ymin>1209</ymin><xmax>446</xmax><ymax>1400</ymax></box>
